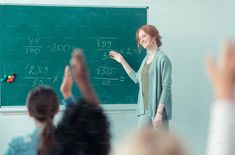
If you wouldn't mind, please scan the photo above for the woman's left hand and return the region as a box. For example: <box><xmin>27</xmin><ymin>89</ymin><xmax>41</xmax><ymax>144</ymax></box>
<box><xmin>153</xmin><ymin>113</ymin><xmax>163</xmax><ymax>128</ymax></box>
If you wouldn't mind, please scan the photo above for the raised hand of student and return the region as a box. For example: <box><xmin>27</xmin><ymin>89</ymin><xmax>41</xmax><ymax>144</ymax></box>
<box><xmin>60</xmin><ymin>65</ymin><xmax>73</xmax><ymax>99</ymax></box>
<box><xmin>70</xmin><ymin>49</ymin><xmax>99</xmax><ymax>106</ymax></box>
<box><xmin>109</xmin><ymin>51</ymin><xmax>124</xmax><ymax>64</ymax></box>
<box><xmin>70</xmin><ymin>49</ymin><xmax>89</xmax><ymax>85</ymax></box>
<box><xmin>206</xmin><ymin>41</ymin><xmax>235</xmax><ymax>101</ymax></box>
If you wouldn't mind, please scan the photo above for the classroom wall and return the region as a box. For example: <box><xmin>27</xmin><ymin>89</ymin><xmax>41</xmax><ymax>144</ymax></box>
<box><xmin>1</xmin><ymin>0</ymin><xmax>235</xmax><ymax>155</ymax></box>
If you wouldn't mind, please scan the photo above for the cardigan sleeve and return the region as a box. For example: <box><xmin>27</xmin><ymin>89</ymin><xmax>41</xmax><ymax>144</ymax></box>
<box><xmin>128</xmin><ymin>57</ymin><xmax>147</xmax><ymax>84</ymax></box>
<box><xmin>159</xmin><ymin>56</ymin><xmax>172</xmax><ymax>105</ymax></box>
<box><xmin>128</xmin><ymin>70</ymin><xmax>140</xmax><ymax>84</ymax></box>
<box><xmin>128</xmin><ymin>56</ymin><xmax>147</xmax><ymax>84</ymax></box>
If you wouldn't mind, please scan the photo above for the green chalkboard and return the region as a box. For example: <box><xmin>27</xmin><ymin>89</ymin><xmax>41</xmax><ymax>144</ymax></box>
<box><xmin>0</xmin><ymin>5</ymin><xmax>147</xmax><ymax>106</ymax></box>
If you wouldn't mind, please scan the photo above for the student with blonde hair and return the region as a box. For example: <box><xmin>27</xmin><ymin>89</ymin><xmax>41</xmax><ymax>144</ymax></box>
<box><xmin>112</xmin><ymin>128</ymin><xmax>187</xmax><ymax>155</ymax></box>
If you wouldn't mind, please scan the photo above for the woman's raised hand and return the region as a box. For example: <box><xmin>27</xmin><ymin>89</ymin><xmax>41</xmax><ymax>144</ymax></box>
<box><xmin>109</xmin><ymin>51</ymin><xmax>124</xmax><ymax>64</ymax></box>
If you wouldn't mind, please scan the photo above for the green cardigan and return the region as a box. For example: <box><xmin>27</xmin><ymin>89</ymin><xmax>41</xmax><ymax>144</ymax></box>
<box><xmin>128</xmin><ymin>50</ymin><xmax>172</xmax><ymax>120</ymax></box>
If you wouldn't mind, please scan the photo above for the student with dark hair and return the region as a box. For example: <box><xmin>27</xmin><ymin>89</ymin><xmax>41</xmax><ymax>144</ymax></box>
<box><xmin>50</xmin><ymin>48</ymin><xmax>110</xmax><ymax>155</ymax></box>
<box><xmin>109</xmin><ymin>25</ymin><xmax>172</xmax><ymax>129</ymax></box>
<box><xmin>50</xmin><ymin>98</ymin><xmax>110</xmax><ymax>155</ymax></box>
<box><xmin>4</xmin><ymin>86</ymin><xmax>59</xmax><ymax>155</ymax></box>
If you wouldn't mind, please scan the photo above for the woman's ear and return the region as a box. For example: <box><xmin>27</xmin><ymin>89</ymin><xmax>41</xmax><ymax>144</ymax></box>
<box><xmin>152</xmin><ymin>37</ymin><xmax>156</xmax><ymax>44</ymax></box>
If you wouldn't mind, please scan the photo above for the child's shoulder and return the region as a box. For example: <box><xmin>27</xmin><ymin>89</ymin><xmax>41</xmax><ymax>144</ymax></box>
<box><xmin>6</xmin><ymin>129</ymin><xmax>39</xmax><ymax>154</ymax></box>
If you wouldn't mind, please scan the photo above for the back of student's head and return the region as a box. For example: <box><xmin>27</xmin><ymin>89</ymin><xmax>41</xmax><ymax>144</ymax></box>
<box><xmin>113</xmin><ymin>128</ymin><xmax>187</xmax><ymax>155</ymax></box>
<box><xmin>26</xmin><ymin>86</ymin><xmax>59</xmax><ymax>155</ymax></box>
<box><xmin>51</xmin><ymin>98</ymin><xmax>111</xmax><ymax>155</ymax></box>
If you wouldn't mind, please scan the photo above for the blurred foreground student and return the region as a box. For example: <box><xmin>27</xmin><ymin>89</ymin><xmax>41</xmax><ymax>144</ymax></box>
<box><xmin>112</xmin><ymin>128</ymin><xmax>187</xmax><ymax>155</ymax></box>
<box><xmin>49</xmin><ymin>49</ymin><xmax>111</xmax><ymax>155</ymax></box>
<box><xmin>4</xmin><ymin>86</ymin><xmax>59</xmax><ymax>155</ymax></box>
<box><xmin>206</xmin><ymin>41</ymin><xmax>235</xmax><ymax>155</ymax></box>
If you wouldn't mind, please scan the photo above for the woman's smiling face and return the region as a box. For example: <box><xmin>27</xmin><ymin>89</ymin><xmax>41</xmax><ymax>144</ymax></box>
<box><xmin>138</xmin><ymin>29</ymin><xmax>154</xmax><ymax>49</ymax></box>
